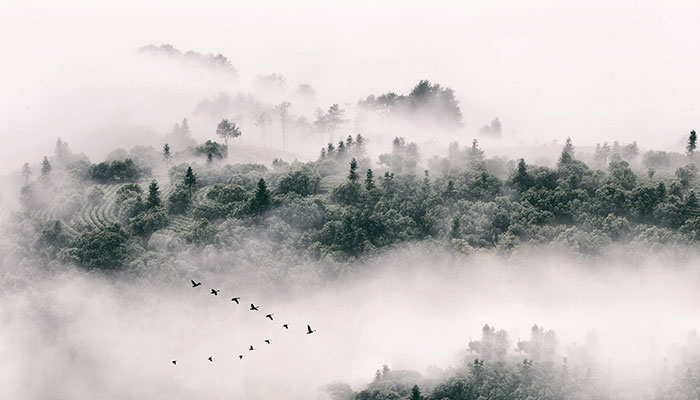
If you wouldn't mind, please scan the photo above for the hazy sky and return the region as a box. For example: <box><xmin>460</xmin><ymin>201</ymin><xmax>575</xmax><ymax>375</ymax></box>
<box><xmin>2</xmin><ymin>0</ymin><xmax>699</xmax><ymax>169</ymax></box>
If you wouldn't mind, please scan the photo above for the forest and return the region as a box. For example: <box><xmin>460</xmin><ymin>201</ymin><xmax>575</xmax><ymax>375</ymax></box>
<box><xmin>15</xmin><ymin>129</ymin><xmax>700</xmax><ymax>275</ymax></box>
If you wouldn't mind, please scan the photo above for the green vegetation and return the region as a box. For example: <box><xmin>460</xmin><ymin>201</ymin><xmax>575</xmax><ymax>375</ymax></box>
<box><xmin>17</xmin><ymin>133</ymin><xmax>700</xmax><ymax>271</ymax></box>
<box><xmin>327</xmin><ymin>324</ymin><xmax>700</xmax><ymax>400</ymax></box>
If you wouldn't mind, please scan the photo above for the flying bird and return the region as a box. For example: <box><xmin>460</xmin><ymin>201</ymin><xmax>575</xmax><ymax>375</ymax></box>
<box><xmin>250</xmin><ymin>303</ymin><xmax>259</xmax><ymax>311</ymax></box>
<box><xmin>231</xmin><ymin>297</ymin><xmax>240</xmax><ymax>304</ymax></box>
<box><xmin>239</xmin><ymin>355</ymin><xmax>243</xmax><ymax>360</ymax></box>
<box><xmin>265</xmin><ymin>313</ymin><xmax>274</xmax><ymax>321</ymax></box>
<box><xmin>191</xmin><ymin>280</ymin><xmax>201</xmax><ymax>288</ymax></box>
<box><xmin>249</xmin><ymin>345</ymin><xmax>255</xmax><ymax>351</ymax></box>
<box><xmin>172</xmin><ymin>360</ymin><xmax>177</xmax><ymax>365</ymax></box>
<box><xmin>208</xmin><ymin>356</ymin><xmax>213</xmax><ymax>362</ymax></box>
<box><xmin>210</xmin><ymin>289</ymin><xmax>220</xmax><ymax>296</ymax></box>
<box><xmin>307</xmin><ymin>324</ymin><xmax>316</xmax><ymax>335</ymax></box>
<box><xmin>282</xmin><ymin>324</ymin><xmax>289</xmax><ymax>329</ymax></box>
<box><xmin>264</xmin><ymin>339</ymin><xmax>271</xmax><ymax>344</ymax></box>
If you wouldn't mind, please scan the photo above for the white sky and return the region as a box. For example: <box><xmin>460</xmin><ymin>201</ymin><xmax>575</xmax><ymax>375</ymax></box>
<box><xmin>1</xmin><ymin>0</ymin><xmax>699</xmax><ymax>169</ymax></box>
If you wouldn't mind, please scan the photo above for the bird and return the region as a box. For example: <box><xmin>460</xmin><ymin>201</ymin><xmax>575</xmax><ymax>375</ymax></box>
<box><xmin>282</xmin><ymin>324</ymin><xmax>289</xmax><ymax>329</ymax></box>
<box><xmin>208</xmin><ymin>356</ymin><xmax>213</xmax><ymax>362</ymax></box>
<box><xmin>249</xmin><ymin>345</ymin><xmax>255</xmax><ymax>351</ymax></box>
<box><xmin>210</xmin><ymin>289</ymin><xmax>220</xmax><ymax>296</ymax></box>
<box><xmin>250</xmin><ymin>303</ymin><xmax>259</xmax><ymax>311</ymax></box>
<box><xmin>265</xmin><ymin>313</ymin><xmax>274</xmax><ymax>321</ymax></box>
<box><xmin>264</xmin><ymin>339</ymin><xmax>271</xmax><ymax>344</ymax></box>
<box><xmin>307</xmin><ymin>324</ymin><xmax>316</xmax><ymax>334</ymax></box>
<box><xmin>231</xmin><ymin>297</ymin><xmax>240</xmax><ymax>304</ymax></box>
<box><xmin>191</xmin><ymin>280</ymin><xmax>201</xmax><ymax>288</ymax></box>
<box><xmin>239</xmin><ymin>355</ymin><xmax>243</xmax><ymax>360</ymax></box>
<box><xmin>172</xmin><ymin>360</ymin><xmax>177</xmax><ymax>365</ymax></box>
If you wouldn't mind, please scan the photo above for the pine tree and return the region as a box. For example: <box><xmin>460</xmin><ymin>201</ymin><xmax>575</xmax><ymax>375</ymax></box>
<box><xmin>687</xmin><ymin>130</ymin><xmax>697</xmax><ymax>158</ymax></box>
<box><xmin>409</xmin><ymin>385</ymin><xmax>423</xmax><ymax>400</ymax></box>
<box><xmin>558</xmin><ymin>137</ymin><xmax>575</xmax><ymax>165</ymax></box>
<box><xmin>147</xmin><ymin>180</ymin><xmax>161</xmax><ymax>209</ymax></box>
<box><xmin>41</xmin><ymin>156</ymin><xmax>51</xmax><ymax>176</ymax></box>
<box><xmin>163</xmin><ymin>143</ymin><xmax>171</xmax><ymax>163</ymax></box>
<box><xmin>250</xmin><ymin>178</ymin><xmax>271</xmax><ymax>213</ymax></box>
<box><xmin>365</xmin><ymin>169</ymin><xmax>375</xmax><ymax>191</ymax></box>
<box><xmin>183</xmin><ymin>166</ymin><xmax>197</xmax><ymax>191</ymax></box>
<box><xmin>512</xmin><ymin>158</ymin><xmax>532</xmax><ymax>191</ymax></box>
<box><xmin>348</xmin><ymin>158</ymin><xmax>359</xmax><ymax>182</ymax></box>
<box><xmin>21</xmin><ymin>163</ymin><xmax>31</xmax><ymax>182</ymax></box>
<box><xmin>450</xmin><ymin>217</ymin><xmax>461</xmax><ymax>238</ymax></box>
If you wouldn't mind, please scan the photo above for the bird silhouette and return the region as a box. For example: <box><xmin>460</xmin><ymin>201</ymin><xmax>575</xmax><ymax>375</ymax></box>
<box><xmin>208</xmin><ymin>356</ymin><xmax>213</xmax><ymax>362</ymax></box>
<box><xmin>282</xmin><ymin>324</ymin><xmax>289</xmax><ymax>329</ymax></box>
<box><xmin>307</xmin><ymin>324</ymin><xmax>316</xmax><ymax>334</ymax></box>
<box><xmin>231</xmin><ymin>297</ymin><xmax>240</xmax><ymax>304</ymax></box>
<box><xmin>239</xmin><ymin>355</ymin><xmax>243</xmax><ymax>360</ymax></box>
<box><xmin>265</xmin><ymin>313</ymin><xmax>274</xmax><ymax>321</ymax></box>
<box><xmin>264</xmin><ymin>339</ymin><xmax>271</xmax><ymax>344</ymax></box>
<box><xmin>249</xmin><ymin>345</ymin><xmax>255</xmax><ymax>351</ymax></box>
<box><xmin>210</xmin><ymin>289</ymin><xmax>220</xmax><ymax>296</ymax></box>
<box><xmin>191</xmin><ymin>280</ymin><xmax>201</xmax><ymax>288</ymax></box>
<box><xmin>250</xmin><ymin>303</ymin><xmax>259</xmax><ymax>311</ymax></box>
<box><xmin>172</xmin><ymin>360</ymin><xmax>177</xmax><ymax>365</ymax></box>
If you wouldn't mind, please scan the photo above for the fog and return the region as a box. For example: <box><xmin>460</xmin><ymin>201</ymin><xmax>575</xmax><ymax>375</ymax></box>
<box><xmin>3</xmin><ymin>0</ymin><xmax>700</xmax><ymax>171</ymax></box>
<box><xmin>3</xmin><ymin>1</ymin><xmax>700</xmax><ymax>399</ymax></box>
<box><xmin>2</xmin><ymin>243</ymin><xmax>700</xmax><ymax>399</ymax></box>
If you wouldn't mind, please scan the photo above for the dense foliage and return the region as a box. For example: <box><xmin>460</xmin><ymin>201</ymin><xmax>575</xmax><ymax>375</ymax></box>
<box><xmin>329</xmin><ymin>324</ymin><xmax>700</xmax><ymax>400</ymax></box>
<box><xmin>87</xmin><ymin>159</ymin><xmax>146</xmax><ymax>183</ymax></box>
<box><xmin>17</xmin><ymin>134</ymin><xmax>700</xmax><ymax>271</ymax></box>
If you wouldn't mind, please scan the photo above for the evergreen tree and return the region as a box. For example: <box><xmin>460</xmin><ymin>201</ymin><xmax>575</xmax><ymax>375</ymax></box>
<box><xmin>687</xmin><ymin>130</ymin><xmax>697</xmax><ymax>158</ymax></box>
<box><xmin>409</xmin><ymin>385</ymin><xmax>423</xmax><ymax>400</ymax></box>
<box><xmin>348</xmin><ymin>158</ymin><xmax>359</xmax><ymax>182</ymax></box>
<box><xmin>249</xmin><ymin>178</ymin><xmax>271</xmax><ymax>213</ymax></box>
<box><xmin>512</xmin><ymin>158</ymin><xmax>533</xmax><ymax>191</ymax></box>
<box><xmin>163</xmin><ymin>143</ymin><xmax>171</xmax><ymax>163</ymax></box>
<box><xmin>450</xmin><ymin>217</ymin><xmax>461</xmax><ymax>238</ymax></box>
<box><xmin>559</xmin><ymin>137</ymin><xmax>575</xmax><ymax>165</ymax></box>
<box><xmin>40</xmin><ymin>156</ymin><xmax>51</xmax><ymax>176</ymax></box>
<box><xmin>21</xmin><ymin>163</ymin><xmax>31</xmax><ymax>182</ymax></box>
<box><xmin>146</xmin><ymin>180</ymin><xmax>161</xmax><ymax>209</ymax></box>
<box><xmin>184</xmin><ymin>166</ymin><xmax>197</xmax><ymax>191</ymax></box>
<box><xmin>365</xmin><ymin>169</ymin><xmax>375</xmax><ymax>191</ymax></box>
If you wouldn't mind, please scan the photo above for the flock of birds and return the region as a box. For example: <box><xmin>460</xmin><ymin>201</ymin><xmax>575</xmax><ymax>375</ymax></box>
<box><xmin>171</xmin><ymin>279</ymin><xmax>316</xmax><ymax>366</ymax></box>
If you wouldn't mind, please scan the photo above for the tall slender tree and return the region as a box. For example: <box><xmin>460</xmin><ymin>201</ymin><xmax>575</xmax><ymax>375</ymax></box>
<box><xmin>40</xmin><ymin>156</ymin><xmax>51</xmax><ymax>176</ymax></box>
<box><xmin>163</xmin><ymin>143</ymin><xmax>171</xmax><ymax>164</ymax></box>
<box><xmin>146</xmin><ymin>180</ymin><xmax>161</xmax><ymax>209</ymax></box>
<box><xmin>348</xmin><ymin>158</ymin><xmax>359</xmax><ymax>182</ymax></box>
<box><xmin>275</xmin><ymin>101</ymin><xmax>291</xmax><ymax>151</ymax></box>
<box><xmin>21</xmin><ymin>163</ymin><xmax>31</xmax><ymax>182</ymax></box>
<box><xmin>184</xmin><ymin>166</ymin><xmax>197</xmax><ymax>191</ymax></box>
<box><xmin>687</xmin><ymin>130</ymin><xmax>697</xmax><ymax>159</ymax></box>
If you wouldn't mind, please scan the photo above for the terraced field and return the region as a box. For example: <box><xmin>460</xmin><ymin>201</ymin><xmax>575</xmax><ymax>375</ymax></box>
<box><xmin>30</xmin><ymin>175</ymin><xmax>343</xmax><ymax>239</ymax></box>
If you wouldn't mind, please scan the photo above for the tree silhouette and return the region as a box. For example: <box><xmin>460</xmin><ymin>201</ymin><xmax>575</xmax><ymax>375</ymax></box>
<box><xmin>146</xmin><ymin>180</ymin><xmax>161</xmax><ymax>209</ymax></box>
<box><xmin>275</xmin><ymin>102</ymin><xmax>291</xmax><ymax>151</ymax></box>
<box><xmin>249</xmin><ymin>178</ymin><xmax>271</xmax><ymax>214</ymax></box>
<box><xmin>21</xmin><ymin>163</ymin><xmax>31</xmax><ymax>182</ymax></box>
<box><xmin>184</xmin><ymin>167</ymin><xmax>197</xmax><ymax>191</ymax></box>
<box><xmin>40</xmin><ymin>156</ymin><xmax>51</xmax><ymax>177</ymax></box>
<box><xmin>216</xmin><ymin>119</ymin><xmax>242</xmax><ymax>146</ymax></box>
<box><xmin>348</xmin><ymin>158</ymin><xmax>359</xmax><ymax>182</ymax></box>
<box><xmin>687</xmin><ymin>130</ymin><xmax>697</xmax><ymax>158</ymax></box>
<box><xmin>163</xmin><ymin>143</ymin><xmax>171</xmax><ymax>164</ymax></box>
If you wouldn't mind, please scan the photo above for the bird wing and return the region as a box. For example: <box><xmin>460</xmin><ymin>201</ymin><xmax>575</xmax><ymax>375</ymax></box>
<box><xmin>307</xmin><ymin>325</ymin><xmax>312</xmax><ymax>333</ymax></box>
